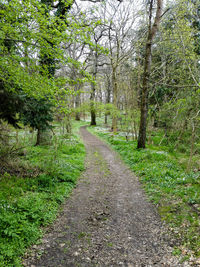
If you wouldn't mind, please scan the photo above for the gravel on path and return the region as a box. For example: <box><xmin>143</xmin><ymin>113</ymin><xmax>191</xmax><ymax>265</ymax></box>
<box><xmin>23</xmin><ymin>126</ymin><xmax>188</xmax><ymax>267</ymax></box>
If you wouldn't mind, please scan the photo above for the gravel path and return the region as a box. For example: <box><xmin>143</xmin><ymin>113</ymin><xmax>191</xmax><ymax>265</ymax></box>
<box><xmin>23</xmin><ymin>126</ymin><xmax>185</xmax><ymax>267</ymax></box>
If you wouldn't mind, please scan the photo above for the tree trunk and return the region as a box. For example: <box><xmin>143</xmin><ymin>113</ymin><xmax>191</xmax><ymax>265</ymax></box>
<box><xmin>90</xmin><ymin>107</ymin><xmax>96</xmax><ymax>126</ymax></box>
<box><xmin>105</xmin><ymin>114</ymin><xmax>108</xmax><ymax>124</ymax></box>
<box><xmin>75</xmin><ymin>112</ymin><xmax>80</xmax><ymax>121</ymax></box>
<box><xmin>105</xmin><ymin>75</ymin><xmax>111</xmax><ymax>125</ymax></box>
<box><xmin>90</xmin><ymin>48</ymin><xmax>98</xmax><ymax>126</ymax></box>
<box><xmin>112</xmin><ymin>68</ymin><xmax>118</xmax><ymax>132</ymax></box>
<box><xmin>137</xmin><ymin>0</ymin><xmax>163</xmax><ymax>149</ymax></box>
<box><xmin>90</xmin><ymin>82</ymin><xmax>96</xmax><ymax>125</ymax></box>
<box><xmin>75</xmin><ymin>93</ymin><xmax>81</xmax><ymax>121</ymax></box>
<box><xmin>35</xmin><ymin>128</ymin><xmax>41</xmax><ymax>146</ymax></box>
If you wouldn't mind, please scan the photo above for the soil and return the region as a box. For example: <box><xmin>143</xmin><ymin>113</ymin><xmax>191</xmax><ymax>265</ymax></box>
<box><xmin>23</xmin><ymin>126</ymin><xmax>189</xmax><ymax>267</ymax></box>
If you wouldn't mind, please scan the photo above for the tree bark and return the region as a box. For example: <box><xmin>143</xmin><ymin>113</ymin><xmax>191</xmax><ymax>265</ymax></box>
<box><xmin>75</xmin><ymin>91</ymin><xmax>81</xmax><ymax>121</ymax></box>
<box><xmin>35</xmin><ymin>128</ymin><xmax>41</xmax><ymax>146</ymax></box>
<box><xmin>90</xmin><ymin>48</ymin><xmax>98</xmax><ymax>126</ymax></box>
<box><xmin>111</xmin><ymin>68</ymin><xmax>118</xmax><ymax>132</ymax></box>
<box><xmin>105</xmin><ymin>76</ymin><xmax>111</xmax><ymax>125</ymax></box>
<box><xmin>137</xmin><ymin>0</ymin><xmax>163</xmax><ymax>149</ymax></box>
<box><xmin>90</xmin><ymin>81</ymin><xmax>97</xmax><ymax>125</ymax></box>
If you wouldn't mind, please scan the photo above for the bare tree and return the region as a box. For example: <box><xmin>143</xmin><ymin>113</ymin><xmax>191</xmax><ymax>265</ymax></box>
<box><xmin>88</xmin><ymin>25</ymin><xmax>108</xmax><ymax>125</ymax></box>
<box><xmin>100</xmin><ymin>0</ymin><xmax>138</xmax><ymax>132</ymax></box>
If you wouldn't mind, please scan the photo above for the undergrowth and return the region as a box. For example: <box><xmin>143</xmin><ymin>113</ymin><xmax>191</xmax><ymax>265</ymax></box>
<box><xmin>0</xmin><ymin>121</ymin><xmax>86</xmax><ymax>267</ymax></box>
<box><xmin>89</xmin><ymin>126</ymin><xmax>200</xmax><ymax>260</ymax></box>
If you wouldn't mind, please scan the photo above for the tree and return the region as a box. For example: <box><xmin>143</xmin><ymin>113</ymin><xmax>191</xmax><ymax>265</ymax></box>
<box><xmin>86</xmin><ymin>0</ymin><xmax>137</xmax><ymax>131</ymax></box>
<box><xmin>89</xmin><ymin>25</ymin><xmax>107</xmax><ymax>126</ymax></box>
<box><xmin>0</xmin><ymin>87</ymin><xmax>23</xmax><ymax>128</ymax></box>
<box><xmin>137</xmin><ymin>0</ymin><xmax>163</xmax><ymax>148</ymax></box>
<box><xmin>0</xmin><ymin>0</ymin><xmax>99</xmax><ymax>135</ymax></box>
<box><xmin>21</xmin><ymin>98</ymin><xmax>54</xmax><ymax>146</ymax></box>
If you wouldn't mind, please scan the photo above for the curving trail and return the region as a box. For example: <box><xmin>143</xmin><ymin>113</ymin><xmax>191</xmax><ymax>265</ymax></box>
<box><xmin>23</xmin><ymin>126</ymin><xmax>183</xmax><ymax>267</ymax></box>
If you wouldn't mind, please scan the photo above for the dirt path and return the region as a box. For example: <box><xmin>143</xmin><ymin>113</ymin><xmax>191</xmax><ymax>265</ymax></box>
<box><xmin>23</xmin><ymin>127</ymin><xmax>183</xmax><ymax>267</ymax></box>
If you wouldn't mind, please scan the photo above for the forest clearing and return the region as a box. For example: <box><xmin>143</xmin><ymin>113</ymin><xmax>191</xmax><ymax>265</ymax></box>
<box><xmin>0</xmin><ymin>0</ymin><xmax>200</xmax><ymax>266</ymax></box>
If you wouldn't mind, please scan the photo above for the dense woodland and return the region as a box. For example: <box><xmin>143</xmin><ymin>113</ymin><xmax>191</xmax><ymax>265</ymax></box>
<box><xmin>1</xmin><ymin>0</ymin><xmax>200</xmax><ymax>153</ymax></box>
<box><xmin>0</xmin><ymin>0</ymin><xmax>200</xmax><ymax>266</ymax></box>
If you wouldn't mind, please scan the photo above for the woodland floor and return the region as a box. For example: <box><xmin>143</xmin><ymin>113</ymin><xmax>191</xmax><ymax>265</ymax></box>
<box><xmin>23</xmin><ymin>126</ymin><xmax>189</xmax><ymax>267</ymax></box>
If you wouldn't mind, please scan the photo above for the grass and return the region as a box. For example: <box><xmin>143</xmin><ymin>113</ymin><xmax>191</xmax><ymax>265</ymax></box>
<box><xmin>0</xmin><ymin>121</ymin><xmax>86</xmax><ymax>267</ymax></box>
<box><xmin>89</xmin><ymin>125</ymin><xmax>200</xmax><ymax>260</ymax></box>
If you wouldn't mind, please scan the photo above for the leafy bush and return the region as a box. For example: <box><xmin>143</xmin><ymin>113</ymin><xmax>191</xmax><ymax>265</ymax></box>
<box><xmin>0</xmin><ymin>125</ymin><xmax>85</xmax><ymax>266</ymax></box>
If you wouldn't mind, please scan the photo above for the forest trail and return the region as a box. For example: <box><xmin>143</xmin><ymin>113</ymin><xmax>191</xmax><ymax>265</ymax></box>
<box><xmin>23</xmin><ymin>126</ymin><xmax>183</xmax><ymax>267</ymax></box>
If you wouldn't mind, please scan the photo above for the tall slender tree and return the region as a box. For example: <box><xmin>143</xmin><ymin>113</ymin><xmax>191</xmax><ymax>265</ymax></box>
<box><xmin>137</xmin><ymin>0</ymin><xmax>163</xmax><ymax>148</ymax></box>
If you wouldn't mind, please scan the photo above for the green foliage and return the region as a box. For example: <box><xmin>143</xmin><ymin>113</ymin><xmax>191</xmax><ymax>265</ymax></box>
<box><xmin>0</xmin><ymin>89</ymin><xmax>24</xmax><ymax>128</ymax></box>
<box><xmin>0</xmin><ymin>122</ymin><xmax>85</xmax><ymax>266</ymax></box>
<box><xmin>21</xmin><ymin>97</ymin><xmax>54</xmax><ymax>131</ymax></box>
<box><xmin>145</xmin><ymin>0</ymin><xmax>200</xmax><ymax>154</ymax></box>
<box><xmin>91</xmin><ymin>127</ymin><xmax>200</xmax><ymax>258</ymax></box>
<box><xmin>0</xmin><ymin>0</ymin><xmax>102</xmax><ymax>121</ymax></box>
